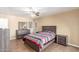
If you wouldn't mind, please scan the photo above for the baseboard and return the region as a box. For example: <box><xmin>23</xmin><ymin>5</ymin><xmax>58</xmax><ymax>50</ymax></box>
<box><xmin>10</xmin><ymin>39</ymin><xmax>16</xmax><ymax>40</ymax></box>
<box><xmin>10</xmin><ymin>36</ymin><xmax>16</xmax><ymax>40</ymax></box>
<box><xmin>68</xmin><ymin>43</ymin><xmax>79</xmax><ymax>48</ymax></box>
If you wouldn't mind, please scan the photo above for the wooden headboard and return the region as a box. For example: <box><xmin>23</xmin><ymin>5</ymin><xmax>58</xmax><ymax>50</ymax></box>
<box><xmin>42</xmin><ymin>26</ymin><xmax>56</xmax><ymax>34</ymax></box>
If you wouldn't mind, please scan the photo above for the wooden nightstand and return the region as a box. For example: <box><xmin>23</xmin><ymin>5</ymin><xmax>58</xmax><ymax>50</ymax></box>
<box><xmin>56</xmin><ymin>34</ymin><xmax>67</xmax><ymax>46</ymax></box>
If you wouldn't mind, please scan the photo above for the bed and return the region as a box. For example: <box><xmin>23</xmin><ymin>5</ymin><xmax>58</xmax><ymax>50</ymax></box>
<box><xmin>22</xmin><ymin>26</ymin><xmax>56</xmax><ymax>52</ymax></box>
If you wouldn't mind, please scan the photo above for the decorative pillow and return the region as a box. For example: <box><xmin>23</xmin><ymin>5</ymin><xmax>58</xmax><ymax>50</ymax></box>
<box><xmin>31</xmin><ymin>32</ymin><xmax>35</xmax><ymax>34</ymax></box>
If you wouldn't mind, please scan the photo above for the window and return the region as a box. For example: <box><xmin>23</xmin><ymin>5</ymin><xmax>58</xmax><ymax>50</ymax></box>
<box><xmin>0</xmin><ymin>18</ymin><xmax>8</xmax><ymax>29</ymax></box>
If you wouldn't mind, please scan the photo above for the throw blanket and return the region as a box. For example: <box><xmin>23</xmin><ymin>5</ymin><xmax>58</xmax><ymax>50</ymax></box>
<box><xmin>24</xmin><ymin>32</ymin><xmax>55</xmax><ymax>48</ymax></box>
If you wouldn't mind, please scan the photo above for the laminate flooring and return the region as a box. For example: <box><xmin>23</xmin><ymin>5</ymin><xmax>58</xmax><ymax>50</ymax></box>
<box><xmin>10</xmin><ymin>39</ymin><xmax>79</xmax><ymax>52</ymax></box>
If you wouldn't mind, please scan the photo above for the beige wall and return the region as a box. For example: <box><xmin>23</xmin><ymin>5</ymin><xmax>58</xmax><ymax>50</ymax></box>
<box><xmin>9</xmin><ymin>16</ymin><xmax>31</xmax><ymax>40</ymax></box>
<box><xmin>36</xmin><ymin>9</ymin><xmax>79</xmax><ymax>46</ymax></box>
<box><xmin>0</xmin><ymin>14</ymin><xmax>33</xmax><ymax>40</ymax></box>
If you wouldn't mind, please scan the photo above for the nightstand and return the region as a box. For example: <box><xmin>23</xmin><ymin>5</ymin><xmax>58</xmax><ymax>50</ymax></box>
<box><xmin>56</xmin><ymin>34</ymin><xmax>67</xmax><ymax>46</ymax></box>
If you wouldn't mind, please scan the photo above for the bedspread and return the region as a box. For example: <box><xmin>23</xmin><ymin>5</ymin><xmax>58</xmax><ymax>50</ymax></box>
<box><xmin>24</xmin><ymin>32</ymin><xmax>55</xmax><ymax>48</ymax></box>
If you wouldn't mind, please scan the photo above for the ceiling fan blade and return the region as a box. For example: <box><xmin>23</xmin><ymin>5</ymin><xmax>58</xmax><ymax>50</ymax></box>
<box><xmin>35</xmin><ymin>12</ymin><xmax>40</xmax><ymax>16</ymax></box>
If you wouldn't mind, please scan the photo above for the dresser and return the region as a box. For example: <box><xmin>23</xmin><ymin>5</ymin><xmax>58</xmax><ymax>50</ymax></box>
<box><xmin>16</xmin><ymin>29</ymin><xmax>30</xmax><ymax>39</ymax></box>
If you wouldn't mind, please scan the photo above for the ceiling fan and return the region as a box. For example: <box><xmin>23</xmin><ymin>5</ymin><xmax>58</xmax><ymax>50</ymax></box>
<box><xmin>32</xmin><ymin>11</ymin><xmax>40</xmax><ymax>16</ymax></box>
<box><xmin>29</xmin><ymin>7</ymin><xmax>40</xmax><ymax>16</ymax></box>
<box><xmin>23</xmin><ymin>7</ymin><xmax>40</xmax><ymax>16</ymax></box>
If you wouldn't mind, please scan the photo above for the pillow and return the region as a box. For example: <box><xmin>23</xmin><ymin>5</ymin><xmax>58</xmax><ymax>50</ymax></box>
<box><xmin>47</xmin><ymin>31</ymin><xmax>52</xmax><ymax>33</ymax></box>
<box><xmin>31</xmin><ymin>32</ymin><xmax>35</xmax><ymax>34</ymax></box>
<box><xmin>44</xmin><ymin>30</ymin><xmax>52</xmax><ymax>33</ymax></box>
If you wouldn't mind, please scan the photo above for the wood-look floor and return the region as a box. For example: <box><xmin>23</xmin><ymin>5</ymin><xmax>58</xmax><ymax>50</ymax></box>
<box><xmin>10</xmin><ymin>39</ymin><xmax>79</xmax><ymax>52</ymax></box>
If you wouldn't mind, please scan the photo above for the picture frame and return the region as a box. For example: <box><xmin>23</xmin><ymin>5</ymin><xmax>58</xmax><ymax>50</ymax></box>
<box><xmin>28</xmin><ymin>22</ymin><xmax>32</xmax><ymax>28</ymax></box>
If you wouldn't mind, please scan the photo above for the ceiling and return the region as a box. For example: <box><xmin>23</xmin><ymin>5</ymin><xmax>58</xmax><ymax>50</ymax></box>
<box><xmin>0</xmin><ymin>7</ymin><xmax>78</xmax><ymax>18</ymax></box>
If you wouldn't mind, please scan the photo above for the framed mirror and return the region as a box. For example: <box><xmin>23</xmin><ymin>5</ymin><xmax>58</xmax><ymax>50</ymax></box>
<box><xmin>18</xmin><ymin>22</ymin><xmax>27</xmax><ymax>29</ymax></box>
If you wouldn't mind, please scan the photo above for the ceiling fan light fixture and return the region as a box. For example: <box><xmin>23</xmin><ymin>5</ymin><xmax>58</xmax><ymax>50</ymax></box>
<box><xmin>23</xmin><ymin>7</ymin><xmax>40</xmax><ymax>16</ymax></box>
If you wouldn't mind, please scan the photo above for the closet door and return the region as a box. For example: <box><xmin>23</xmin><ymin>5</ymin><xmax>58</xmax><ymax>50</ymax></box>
<box><xmin>3</xmin><ymin>29</ymin><xmax>10</xmax><ymax>52</ymax></box>
<box><xmin>0</xmin><ymin>29</ymin><xmax>3</xmax><ymax>51</ymax></box>
<box><xmin>0</xmin><ymin>29</ymin><xmax>10</xmax><ymax>52</ymax></box>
